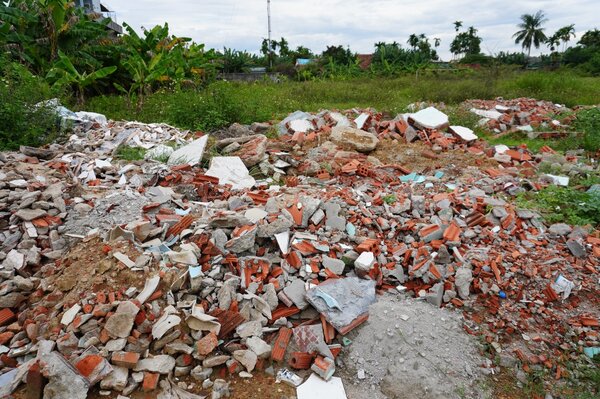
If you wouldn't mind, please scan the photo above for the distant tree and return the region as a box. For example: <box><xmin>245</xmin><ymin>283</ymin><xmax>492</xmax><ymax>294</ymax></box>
<box><xmin>260</xmin><ymin>38</ymin><xmax>278</xmax><ymax>61</ymax></box>
<box><xmin>547</xmin><ymin>32</ymin><xmax>561</xmax><ymax>52</ymax></box>
<box><xmin>513</xmin><ymin>10</ymin><xmax>548</xmax><ymax>58</ymax></box>
<box><xmin>562</xmin><ymin>28</ymin><xmax>600</xmax><ymax>74</ymax></box>
<box><xmin>292</xmin><ymin>46</ymin><xmax>313</xmax><ymax>59</ymax></box>
<box><xmin>372</xmin><ymin>41</ymin><xmax>433</xmax><ymax>73</ymax></box>
<box><xmin>450</xmin><ymin>26</ymin><xmax>482</xmax><ymax>58</ymax></box>
<box><xmin>321</xmin><ymin>45</ymin><xmax>355</xmax><ymax>65</ymax></box>
<box><xmin>278</xmin><ymin>37</ymin><xmax>290</xmax><ymax>57</ymax></box>
<box><xmin>496</xmin><ymin>51</ymin><xmax>527</xmax><ymax>65</ymax></box>
<box><xmin>454</xmin><ymin>21</ymin><xmax>463</xmax><ymax>32</ymax></box>
<box><xmin>407</xmin><ymin>34</ymin><xmax>419</xmax><ymax>49</ymax></box>
<box><xmin>557</xmin><ymin>24</ymin><xmax>576</xmax><ymax>52</ymax></box>
<box><xmin>579</xmin><ymin>29</ymin><xmax>600</xmax><ymax>47</ymax></box>
<box><xmin>416</xmin><ymin>35</ymin><xmax>433</xmax><ymax>56</ymax></box>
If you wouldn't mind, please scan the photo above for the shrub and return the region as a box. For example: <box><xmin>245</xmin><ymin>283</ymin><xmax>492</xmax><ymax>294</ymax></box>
<box><xmin>0</xmin><ymin>61</ymin><xmax>60</xmax><ymax>150</ymax></box>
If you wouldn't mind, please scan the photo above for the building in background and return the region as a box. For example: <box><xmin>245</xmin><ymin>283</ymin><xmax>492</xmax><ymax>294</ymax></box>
<box><xmin>75</xmin><ymin>0</ymin><xmax>122</xmax><ymax>35</ymax></box>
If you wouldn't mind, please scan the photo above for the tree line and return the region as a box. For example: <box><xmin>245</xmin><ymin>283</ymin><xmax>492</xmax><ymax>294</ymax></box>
<box><xmin>1</xmin><ymin>2</ymin><xmax>599</xmax><ymax>109</ymax></box>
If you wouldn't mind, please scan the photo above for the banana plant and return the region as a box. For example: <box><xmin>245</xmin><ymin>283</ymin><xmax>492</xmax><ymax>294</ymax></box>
<box><xmin>118</xmin><ymin>50</ymin><xmax>166</xmax><ymax>110</ymax></box>
<box><xmin>46</xmin><ymin>50</ymin><xmax>116</xmax><ymax>105</ymax></box>
<box><xmin>37</xmin><ymin>0</ymin><xmax>70</xmax><ymax>60</ymax></box>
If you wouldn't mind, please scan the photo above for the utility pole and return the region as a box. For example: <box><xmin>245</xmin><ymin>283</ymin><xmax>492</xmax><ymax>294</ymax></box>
<box><xmin>267</xmin><ymin>0</ymin><xmax>272</xmax><ymax>68</ymax></box>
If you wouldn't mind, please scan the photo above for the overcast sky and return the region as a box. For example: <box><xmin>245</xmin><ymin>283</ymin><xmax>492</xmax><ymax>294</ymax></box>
<box><xmin>105</xmin><ymin>0</ymin><xmax>599</xmax><ymax>60</ymax></box>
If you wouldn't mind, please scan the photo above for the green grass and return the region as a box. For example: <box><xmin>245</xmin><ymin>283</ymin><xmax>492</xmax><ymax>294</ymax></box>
<box><xmin>516</xmin><ymin>185</ymin><xmax>600</xmax><ymax>226</ymax></box>
<box><xmin>84</xmin><ymin>70</ymin><xmax>600</xmax><ymax>134</ymax></box>
<box><xmin>115</xmin><ymin>146</ymin><xmax>146</xmax><ymax>161</ymax></box>
<box><xmin>383</xmin><ymin>194</ymin><xmax>397</xmax><ymax>205</ymax></box>
<box><xmin>482</xmin><ymin>131</ymin><xmax>584</xmax><ymax>153</ymax></box>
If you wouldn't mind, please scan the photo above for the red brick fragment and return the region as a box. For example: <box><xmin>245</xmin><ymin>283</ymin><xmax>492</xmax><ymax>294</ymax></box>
<box><xmin>0</xmin><ymin>309</ymin><xmax>16</xmax><ymax>326</ymax></box>
<box><xmin>111</xmin><ymin>351</ymin><xmax>140</xmax><ymax>368</ymax></box>
<box><xmin>143</xmin><ymin>373</ymin><xmax>160</xmax><ymax>392</ymax></box>
<box><xmin>197</xmin><ymin>332</ymin><xmax>218</xmax><ymax>356</ymax></box>
<box><xmin>289</xmin><ymin>352</ymin><xmax>314</xmax><ymax>370</ymax></box>
<box><xmin>271</xmin><ymin>327</ymin><xmax>292</xmax><ymax>362</ymax></box>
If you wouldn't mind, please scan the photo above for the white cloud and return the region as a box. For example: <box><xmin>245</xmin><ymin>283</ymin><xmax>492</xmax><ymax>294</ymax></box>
<box><xmin>106</xmin><ymin>0</ymin><xmax>600</xmax><ymax>59</ymax></box>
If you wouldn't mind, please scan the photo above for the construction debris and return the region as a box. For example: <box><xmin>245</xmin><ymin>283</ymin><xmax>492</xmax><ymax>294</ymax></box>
<box><xmin>0</xmin><ymin>98</ymin><xmax>598</xmax><ymax>398</ymax></box>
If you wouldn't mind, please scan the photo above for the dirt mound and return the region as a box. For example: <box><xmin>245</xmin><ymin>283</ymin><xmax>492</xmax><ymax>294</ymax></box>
<box><xmin>43</xmin><ymin>237</ymin><xmax>153</xmax><ymax>305</ymax></box>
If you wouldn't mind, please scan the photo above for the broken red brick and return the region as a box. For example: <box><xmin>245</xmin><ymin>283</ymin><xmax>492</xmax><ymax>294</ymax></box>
<box><xmin>74</xmin><ymin>354</ymin><xmax>104</xmax><ymax>378</ymax></box>
<box><xmin>111</xmin><ymin>351</ymin><xmax>140</xmax><ymax>369</ymax></box>
<box><xmin>142</xmin><ymin>373</ymin><xmax>159</xmax><ymax>392</ymax></box>
<box><xmin>289</xmin><ymin>352</ymin><xmax>314</xmax><ymax>370</ymax></box>
<box><xmin>197</xmin><ymin>332</ymin><xmax>218</xmax><ymax>356</ymax></box>
<box><xmin>0</xmin><ymin>309</ymin><xmax>16</xmax><ymax>326</ymax></box>
<box><xmin>271</xmin><ymin>327</ymin><xmax>292</xmax><ymax>362</ymax></box>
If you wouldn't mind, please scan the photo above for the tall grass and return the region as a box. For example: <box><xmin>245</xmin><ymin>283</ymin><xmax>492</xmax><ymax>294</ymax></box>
<box><xmin>85</xmin><ymin>70</ymin><xmax>600</xmax><ymax>132</ymax></box>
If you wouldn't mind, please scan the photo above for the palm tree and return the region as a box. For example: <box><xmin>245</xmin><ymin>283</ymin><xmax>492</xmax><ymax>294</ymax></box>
<box><xmin>513</xmin><ymin>10</ymin><xmax>548</xmax><ymax>58</ymax></box>
<box><xmin>546</xmin><ymin>33</ymin><xmax>561</xmax><ymax>52</ymax></box>
<box><xmin>407</xmin><ymin>34</ymin><xmax>419</xmax><ymax>49</ymax></box>
<box><xmin>434</xmin><ymin>38</ymin><xmax>441</xmax><ymax>48</ymax></box>
<box><xmin>454</xmin><ymin>21</ymin><xmax>463</xmax><ymax>32</ymax></box>
<box><xmin>557</xmin><ymin>24</ymin><xmax>576</xmax><ymax>52</ymax></box>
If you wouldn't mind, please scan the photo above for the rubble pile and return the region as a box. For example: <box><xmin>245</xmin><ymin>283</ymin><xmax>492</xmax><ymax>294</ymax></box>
<box><xmin>277</xmin><ymin>107</ymin><xmax>482</xmax><ymax>156</ymax></box>
<box><xmin>0</xmin><ymin>102</ymin><xmax>598</xmax><ymax>398</ymax></box>
<box><xmin>466</xmin><ymin>97</ymin><xmax>574</xmax><ymax>137</ymax></box>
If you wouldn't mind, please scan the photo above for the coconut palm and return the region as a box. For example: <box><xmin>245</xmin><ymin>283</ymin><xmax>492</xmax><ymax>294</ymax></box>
<box><xmin>454</xmin><ymin>21</ymin><xmax>463</xmax><ymax>32</ymax></box>
<box><xmin>513</xmin><ymin>10</ymin><xmax>548</xmax><ymax>58</ymax></box>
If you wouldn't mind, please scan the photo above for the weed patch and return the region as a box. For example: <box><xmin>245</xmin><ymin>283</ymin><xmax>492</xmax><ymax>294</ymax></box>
<box><xmin>115</xmin><ymin>146</ymin><xmax>146</xmax><ymax>161</ymax></box>
<box><xmin>516</xmin><ymin>186</ymin><xmax>600</xmax><ymax>226</ymax></box>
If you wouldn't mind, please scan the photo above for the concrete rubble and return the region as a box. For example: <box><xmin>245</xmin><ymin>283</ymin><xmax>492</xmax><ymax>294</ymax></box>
<box><xmin>0</xmin><ymin>99</ymin><xmax>598</xmax><ymax>398</ymax></box>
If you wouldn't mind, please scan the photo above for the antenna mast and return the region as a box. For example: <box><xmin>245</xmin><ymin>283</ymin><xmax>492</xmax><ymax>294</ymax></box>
<box><xmin>267</xmin><ymin>0</ymin><xmax>272</xmax><ymax>68</ymax></box>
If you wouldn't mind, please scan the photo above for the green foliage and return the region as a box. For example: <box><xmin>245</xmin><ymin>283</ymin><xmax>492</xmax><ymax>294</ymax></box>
<box><xmin>114</xmin><ymin>22</ymin><xmax>218</xmax><ymax>109</ymax></box>
<box><xmin>259</xmin><ymin>37</ymin><xmax>312</xmax><ymax>68</ymax></box>
<box><xmin>513</xmin><ymin>10</ymin><xmax>548</xmax><ymax>57</ymax></box>
<box><xmin>573</xmin><ymin>107</ymin><xmax>600</xmax><ymax>152</ymax></box>
<box><xmin>451</xmin><ymin>26</ymin><xmax>482</xmax><ymax>57</ymax></box>
<box><xmin>459</xmin><ymin>53</ymin><xmax>494</xmax><ymax>65</ymax></box>
<box><xmin>321</xmin><ymin>57</ymin><xmax>362</xmax><ymax>80</ymax></box>
<box><xmin>579</xmin><ymin>29</ymin><xmax>600</xmax><ymax>48</ymax></box>
<box><xmin>383</xmin><ymin>195</ymin><xmax>397</xmax><ymax>205</ymax></box>
<box><xmin>371</xmin><ymin>42</ymin><xmax>433</xmax><ymax>74</ymax></box>
<box><xmin>495</xmin><ymin>52</ymin><xmax>527</xmax><ymax>65</ymax></box>
<box><xmin>321</xmin><ymin>45</ymin><xmax>356</xmax><ymax>66</ymax></box>
<box><xmin>406</xmin><ymin>34</ymin><xmax>438</xmax><ymax>59</ymax></box>
<box><xmin>516</xmin><ymin>186</ymin><xmax>600</xmax><ymax>226</ymax></box>
<box><xmin>220</xmin><ymin>48</ymin><xmax>259</xmax><ymax>73</ymax></box>
<box><xmin>0</xmin><ymin>60</ymin><xmax>59</xmax><ymax>150</ymax></box>
<box><xmin>86</xmin><ymin>71</ymin><xmax>600</xmax><ymax>135</ymax></box>
<box><xmin>0</xmin><ymin>0</ymin><xmax>109</xmax><ymax>73</ymax></box>
<box><xmin>115</xmin><ymin>146</ymin><xmax>146</xmax><ymax>161</ymax></box>
<box><xmin>46</xmin><ymin>51</ymin><xmax>116</xmax><ymax>105</ymax></box>
<box><xmin>497</xmin><ymin>71</ymin><xmax>600</xmax><ymax>106</ymax></box>
<box><xmin>548</xmin><ymin>24</ymin><xmax>576</xmax><ymax>52</ymax></box>
<box><xmin>562</xmin><ymin>29</ymin><xmax>600</xmax><ymax>75</ymax></box>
